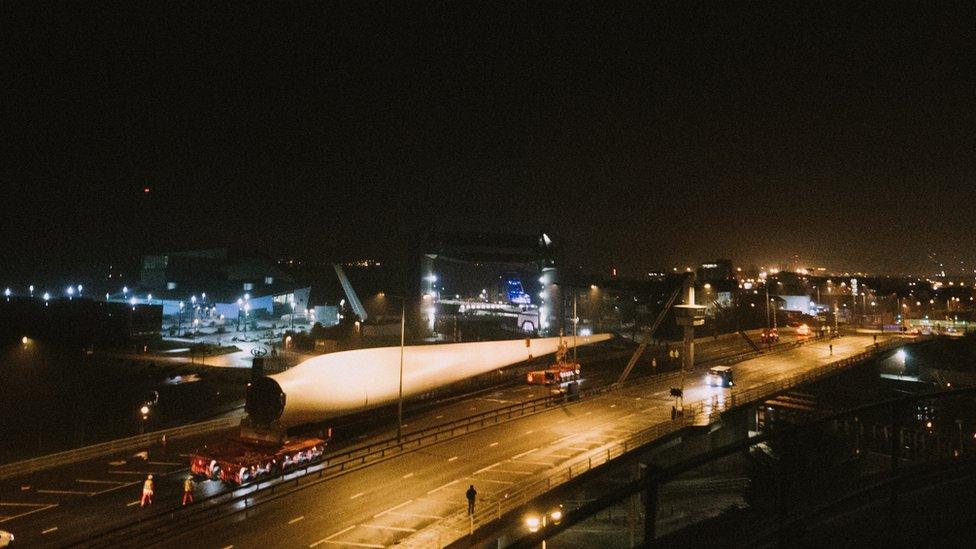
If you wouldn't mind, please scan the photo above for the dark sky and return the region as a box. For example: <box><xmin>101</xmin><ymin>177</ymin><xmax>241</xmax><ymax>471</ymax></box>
<box><xmin>2</xmin><ymin>2</ymin><xmax>974</xmax><ymax>281</ymax></box>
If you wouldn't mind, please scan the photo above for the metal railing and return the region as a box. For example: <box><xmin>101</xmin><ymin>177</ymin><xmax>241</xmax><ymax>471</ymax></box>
<box><xmin>0</xmin><ymin>413</ymin><xmax>243</xmax><ymax>481</ymax></box>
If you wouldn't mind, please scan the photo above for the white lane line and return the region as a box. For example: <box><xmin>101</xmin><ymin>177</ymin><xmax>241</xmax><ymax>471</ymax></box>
<box><xmin>487</xmin><ymin>469</ymin><xmax>533</xmax><ymax>475</ymax></box>
<box><xmin>427</xmin><ymin>480</ymin><xmax>458</xmax><ymax>495</ymax></box>
<box><xmin>147</xmin><ymin>461</ymin><xmax>183</xmax><ymax>466</ymax></box>
<box><xmin>309</xmin><ymin>524</ymin><xmax>357</xmax><ymax>546</ymax></box>
<box><xmin>77</xmin><ymin>479</ymin><xmax>127</xmax><ymax>485</ymax></box>
<box><xmin>350</xmin><ymin>492</ymin><xmax>365</xmax><ymax>499</ymax></box>
<box><xmin>0</xmin><ymin>502</ymin><xmax>48</xmax><ymax>507</ymax></box>
<box><xmin>436</xmin><ymin>415</ymin><xmax>443</xmax><ymax>419</ymax></box>
<box><xmin>510</xmin><ymin>460</ymin><xmax>550</xmax><ymax>466</ymax></box>
<box><xmin>474</xmin><ymin>462</ymin><xmax>501</xmax><ymax>474</ymax></box>
<box><xmin>92</xmin><ymin>480</ymin><xmax>140</xmax><ymax>495</ymax></box>
<box><xmin>42</xmin><ymin>526</ymin><xmax>59</xmax><ymax>534</ymax></box>
<box><xmin>470</xmin><ymin>478</ymin><xmax>513</xmax><ymax>484</ymax></box>
<box><xmin>221</xmin><ymin>546</ymin><xmax>234</xmax><ymax>549</ymax></box>
<box><xmin>447</xmin><ymin>456</ymin><xmax>458</xmax><ymax>462</ymax></box>
<box><xmin>385</xmin><ymin>511</ymin><xmax>444</xmax><ymax>519</ymax></box>
<box><xmin>361</xmin><ymin>523</ymin><xmax>418</xmax><ymax>532</ymax></box>
<box><xmin>402</xmin><ymin>472</ymin><xmax>414</xmax><ymax>479</ymax></box>
<box><xmin>37</xmin><ymin>489</ymin><xmax>95</xmax><ymax>496</ymax></box>
<box><xmin>289</xmin><ymin>515</ymin><xmax>305</xmax><ymax>524</ymax></box>
<box><xmin>126</xmin><ymin>500</ymin><xmax>140</xmax><ymax>507</ymax></box>
<box><xmin>524</xmin><ymin>430</ymin><xmax>535</xmax><ymax>435</ymax></box>
<box><xmin>313</xmin><ymin>542</ymin><xmax>384</xmax><ymax>548</ymax></box>
<box><xmin>107</xmin><ymin>470</ymin><xmax>153</xmax><ymax>475</ymax></box>
<box><xmin>568</xmin><ymin>446</ymin><xmax>590</xmax><ymax>451</ymax></box>
<box><xmin>489</xmin><ymin>442</ymin><xmax>499</xmax><ymax>447</ymax></box>
<box><xmin>610</xmin><ymin>404</ymin><xmax>617</xmax><ymax>408</ymax></box>
<box><xmin>373</xmin><ymin>499</ymin><xmax>413</xmax><ymax>518</ymax></box>
<box><xmin>0</xmin><ymin>504</ymin><xmax>58</xmax><ymax>524</ymax></box>
<box><xmin>511</xmin><ymin>448</ymin><xmax>538</xmax><ymax>459</ymax></box>
<box><xmin>108</xmin><ymin>460</ymin><xmax>126</xmax><ymax>466</ymax></box>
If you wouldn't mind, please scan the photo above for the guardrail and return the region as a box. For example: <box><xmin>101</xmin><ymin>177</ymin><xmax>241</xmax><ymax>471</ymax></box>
<box><xmin>0</xmin><ymin>413</ymin><xmax>243</xmax><ymax>481</ymax></box>
<box><xmin>399</xmin><ymin>335</ymin><xmax>918</xmax><ymax>547</ymax></box>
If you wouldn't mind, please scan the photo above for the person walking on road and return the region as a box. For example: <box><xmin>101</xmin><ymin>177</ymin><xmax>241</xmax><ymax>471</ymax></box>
<box><xmin>466</xmin><ymin>485</ymin><xmax>477</xmax><ymax>515</ymax></box>
<box><xmin>140</xmin><ymin>474</ymin><xmax>154</xmax><ymax>507</ymax></box>
<box><xmin>829</xmin><ymin>343</ymin><xmax>833</xmax><ymax>356</ymax></box>
<box><xmin>182</xmin><ymin>475</ymin><xmax>195</xmax><ymax>506</ymax></box>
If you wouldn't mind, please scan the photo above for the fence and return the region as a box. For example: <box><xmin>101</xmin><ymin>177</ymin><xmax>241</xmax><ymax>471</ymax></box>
<box><xmin>0</xmin><ymin>413</ymin><xmax>242</xmax><ymax>481</ymax></box>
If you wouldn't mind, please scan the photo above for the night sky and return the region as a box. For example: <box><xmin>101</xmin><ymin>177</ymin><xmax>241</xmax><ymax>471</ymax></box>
<box><xmin>2</xmin><ymin>2</ymin><xmax>974</xmax><ymax>281</ymax></box>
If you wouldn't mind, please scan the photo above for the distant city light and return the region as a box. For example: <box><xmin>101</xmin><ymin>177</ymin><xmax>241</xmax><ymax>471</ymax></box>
<box><xmin>3</xmin><ymin>288</ymin><xmax>10</xmax><ymax>297</ymax></box>
<box><xmin>43</xmin><ymin>292</ymin><xmax>50</xmax><ymax>301</ymax></box>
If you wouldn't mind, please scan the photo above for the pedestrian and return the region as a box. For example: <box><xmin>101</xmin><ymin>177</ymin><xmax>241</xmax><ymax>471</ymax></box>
<box><xmin>671</xmin><ymin>406</ymin><xmax>676</xmax><ymax>420</ymax></box>
<box><xmin>873</xmin><ymin>334</ymin><xmax>877</xmax><ymax>344</ymax></box>
<box><xmin>140</xmin><ymin>474</ymin><xmax>154</xmax><ymax>507</ymax></box>
<box><xmin>829</xmin><ymin>343</ymin><xmax>833</xmax><ymax>356</ymax></box>
<box><xmin>182</xmin><ymin>475</ymin><xmax>194</xmax><ymax>506</ymax></box>
<box><xmin>465</xmin><ymin>485</ymin><xmax>477</xmax><ymax>515</ymax></box>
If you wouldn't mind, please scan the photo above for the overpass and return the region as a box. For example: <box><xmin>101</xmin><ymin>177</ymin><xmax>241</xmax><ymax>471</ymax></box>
<box><xmin>0</xmin><ymin>332</ymin><xmax>920</xmax><ymax>547</ymax></box>
<box><xmin>58</xmin><ymin>334</ymin><xmax>916</xmax><ymax>547</ymax></box>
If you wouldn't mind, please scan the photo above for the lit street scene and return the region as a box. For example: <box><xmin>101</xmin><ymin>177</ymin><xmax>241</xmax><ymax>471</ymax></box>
<box><xmin>2</xmin><ymin>3</ymin><xmax>976</xmax><ymax>548</ymax></box>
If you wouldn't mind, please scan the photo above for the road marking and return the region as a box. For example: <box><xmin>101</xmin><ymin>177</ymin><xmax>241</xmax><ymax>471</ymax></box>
<box><xmin>108</xmin><ymin>460</ymin><xmax>126</xmax><ymax>466</ymax></box>
<box><xmin>221</xmin><ymin>546</ymin><xmax>234</xmax><ymax>549</ymax></box>
<box><xmin>37</xmin><ymin>489</ymin><xmax>95</xmax><ymax>495</ymax></box>
<box><xmin>0</xmin><ymin>502</ymin><xmax>49</xmax><ymax>507</ymax></box>
<box><xmin>487</xmin><ymin>469</ymin><xmax>533</xmax><ymax>475</ymax></box>
<box><xmin>361</xmin><ymin>524</ymin><xmax>417</xmax><ymax>532</ymax></box>
<box><xmin>126</xmin><ymin>500</ymin><xmax>140</xmax><ymax>507</ymax></box>
<box><xmin>524</xmin><ymin>430</ymin><xmax>535</xmax><ymax>435</ymax></box>
<box><xmin>610</xmin><ymin>404</ymin><xmax>617</xmax><ymax>408</ymax></box>
<box><xmin>447</xmin><ymin>456</ymin><xmax>458</xmax><ymax>462</ymax></box>
<box><xmin>402</xmin><ymin>472</ymin><xmax>414</xmax><ymax>479</ymax></box>
<box><xmin>436</xmin><ymin>415</ymin><xmax>443</xmax><ymax>419</ymax></box>
<box><xmin>511</xmin><ymin>448</ymin><xmax>538</xmax><ymax>459</ymax></box>
<box><xmin>386</xmin><ymin>511</ymin><xmax>444</xmax><ymax>519</ymax></box>
<box><xmin>92</xmin><ymin>480</ymin><xmax>140</xmax><ymax>495</ymax></box>
<box><xmin>0</xmin><ymin>503</ymin><xmax>58</xmax><ymax>524</ymax></box>
<box><xmin>427</xmin><ymin>480</ymin><xmax>458</xmax><ymax>494</ymax></box>
<box><xmin>474</xmin><ymin>462</ymin><xmax>500</xmax><ymax>474</ymax></box>
<box><xmin>373</xmin><ymin>499</ymin><xmax>413</xmax><ymax>518</ymax></box>
<box><xmin>471</xmin><ymin>478</ymin><xmax>513</xmax><ymax>484</ymax></box>
<box><xmin>489</xmin><ymin>442</ymin><xmax>499</xmax><ymax>447</ymax></box>
<box><xmin>568</xmin><ymin>446</ymin><xmax>590</xmax><ymax>451</ymax></box>
<box><xmin>107</xmin><ymin>470</ymin><xmax>153</xmax><ymax>475</ymax></box>
<box><xmin>309</xmin><ymin>525</ymin><xmax>356</xmax><ymax>546</ymax></box>
<box><xmin>549</xmin><ymin>453</ymin><xmax>573</xmax><ymax>458</ymax></box>
<box><xmin>42</xmin><ymin>526</ymin><xmax>59</xmax><ymax>534</ymax></box>
<box><xmin>77</xmin><ymin>479</ymin><xmax>126</xmax><ymax>485</ymax></box>
<box><xmin>309</xmin><ymin>539</ymin><xmax>386</xmax><ymax>549</ymax></box>
<box><xmin>510</xmin><ymin>460</ymin><xmax>550</xmax><ymax>466</ymax></box>
<box><xmin>350</xmin><ymin>492</ymin><xmax>365</xmax><ymax>499</ymax></box>
<box><xmin>585</xmin><ymin>411</ymin><xmax>593</xmax><ymax>415</ymax></box>
<box><xmin>147</xmin><ymin>461</ymin><xmax>183</xmax><ymax>466</ymax></box>
<box><xmin>289</xmin><ymin>515</ymin><xmax>305</xmax><ymax>524</ymax></box>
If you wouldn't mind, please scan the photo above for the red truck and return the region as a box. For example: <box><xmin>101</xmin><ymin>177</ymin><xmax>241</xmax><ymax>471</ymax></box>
<box><xmin>190</xmin><ymin>425</ymin><xmax>328</xmax><ymax>484</ymax></box>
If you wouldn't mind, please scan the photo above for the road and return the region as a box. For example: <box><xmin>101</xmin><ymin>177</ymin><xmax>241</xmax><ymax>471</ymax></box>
<box><xmin>150</xmin><ymin>335</ymin><xmax>882</xmax><ymax>548</ymax></box>
<box><xmin>0</xmin><ymin>330</ymin><xmax>822</xmax><ymax>547</ymax></box>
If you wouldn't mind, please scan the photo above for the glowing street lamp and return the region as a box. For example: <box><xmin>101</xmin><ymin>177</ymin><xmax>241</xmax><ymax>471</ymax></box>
<box><xmin>66</xmin><ymin>286</ymin><xmax>75</xmax><ymax>299</ymax></box>
<box><xmin>29</xmin><ymin>284</ymin><xmax>34</xmax><ymax>297</ymax></box>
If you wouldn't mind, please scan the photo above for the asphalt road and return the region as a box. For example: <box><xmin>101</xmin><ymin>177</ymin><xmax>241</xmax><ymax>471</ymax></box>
<box><xmin>0</xmin><ymin>329</ymin><xmax>814</xmax><ymax>547</ymax></box>
<box><xmin>147</xmin><ymin>335</ymin><xmax>882</xmax><ymax>549</ymax></box>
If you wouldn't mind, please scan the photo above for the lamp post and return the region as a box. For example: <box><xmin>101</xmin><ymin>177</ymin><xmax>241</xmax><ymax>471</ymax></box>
<box><xmin>397</xmin><ymin>299</ymin><xmax>406</xmax><ymax>444</ymax></box>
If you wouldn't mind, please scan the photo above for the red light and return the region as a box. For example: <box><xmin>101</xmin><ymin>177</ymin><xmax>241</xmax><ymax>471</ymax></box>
<box><xmin>143</xmin><ymin>187</ymin><xmax>151</xmax><ymax>193</ymax></box>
